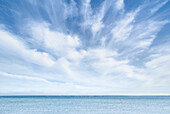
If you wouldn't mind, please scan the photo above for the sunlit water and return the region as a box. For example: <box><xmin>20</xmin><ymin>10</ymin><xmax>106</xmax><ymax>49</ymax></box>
<box><xmin>0</xmin><ymin>96</ymin><xmax>170</xmax><ymax>114</ymax></box>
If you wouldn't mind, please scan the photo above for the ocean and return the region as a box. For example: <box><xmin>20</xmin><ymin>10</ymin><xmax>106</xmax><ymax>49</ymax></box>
<box><xmin>0</xmin><ymin>96</ymin><xmax>170</xmax><ymax>114</ymax></box>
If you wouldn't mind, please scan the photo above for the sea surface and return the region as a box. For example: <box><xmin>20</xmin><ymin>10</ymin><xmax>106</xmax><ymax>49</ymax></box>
<box><xmin>0</xmin><ymin>96</ymin><xmax>170</xmax><ymax>114</ymax></box>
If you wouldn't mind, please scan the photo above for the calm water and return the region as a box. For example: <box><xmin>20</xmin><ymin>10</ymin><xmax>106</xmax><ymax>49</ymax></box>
<box><xmin>0</xmin><ymin>96</ymin><xmax>170</xmax><ymax>114</ymax></box>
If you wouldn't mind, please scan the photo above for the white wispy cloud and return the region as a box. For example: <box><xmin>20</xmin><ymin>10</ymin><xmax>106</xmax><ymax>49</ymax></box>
<box><xmin>111</xmin><ymin>8</ymin><xmax>139</xmax><ymax>42</ymax></box>
<box><xmin>80</xmin><ymin>0</ymin><xmax>106</xmax><ymax>36</ymax></box>
<box><xmin>115</xmin><ymin>0</ymin><xmax>124</xmax><ymax>10</ymax></box>
<box><xmin>63</xmin><ymin>0</ymin><xmax>78</xmax><ymax>18</ymax></box>
<box><xmin>150</xmin><ymin>0</ymin><xmax>169</xmax><ymax>14</ymax></box>
<box><xmin>0</xmin><ymin>71</ymin><xmax>51</xmax><ymax>84</ymax></box>
<box><xmin>29</xmin><ymin>22</ymin><xmax>80</xmax><ymax>58</ymax></box>
<box><xmin>0</xmin><ymin>27</ymin><xmax>55</xmax><ymax>67</ymax></box>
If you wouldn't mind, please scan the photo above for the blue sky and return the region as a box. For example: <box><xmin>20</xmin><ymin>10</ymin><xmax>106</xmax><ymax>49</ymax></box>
<box><xmin>0</xmin><ymin>0</ymin><xmax>170</xmax><ymax>95</ymax></box>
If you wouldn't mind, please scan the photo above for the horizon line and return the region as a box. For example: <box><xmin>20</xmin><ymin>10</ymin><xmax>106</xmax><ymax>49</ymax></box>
<box><xmin>1</xmin><ymin>94</ymin><xmax>170</xmax><ymax>97</ymax></box>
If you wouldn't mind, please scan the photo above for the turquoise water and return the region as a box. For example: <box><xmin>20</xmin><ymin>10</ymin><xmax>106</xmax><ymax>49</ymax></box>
<box><xmin>0</xmin><ymin>96</ymin><xmax>170</xmax><ymax>114</ymax></box>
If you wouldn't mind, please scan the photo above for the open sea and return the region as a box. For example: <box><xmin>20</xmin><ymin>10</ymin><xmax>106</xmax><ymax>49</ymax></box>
<box><xmin>0</xmin><ymin>96</ymin><xmax>170</xmax><ymax>114</ymax></box>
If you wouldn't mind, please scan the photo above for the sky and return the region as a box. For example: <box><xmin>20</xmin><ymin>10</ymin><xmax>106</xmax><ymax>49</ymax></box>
<box><xmin>0</xmin><ymin>0</ymin><xmax>170</xmax><ymax>95</ymax></box>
